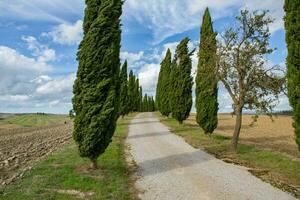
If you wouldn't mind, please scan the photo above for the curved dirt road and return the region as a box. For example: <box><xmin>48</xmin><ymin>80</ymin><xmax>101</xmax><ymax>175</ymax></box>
<box><xmin>127</xmin><ymin>113</ymin><xmax>296</xmax><ymax>200</ymax></box>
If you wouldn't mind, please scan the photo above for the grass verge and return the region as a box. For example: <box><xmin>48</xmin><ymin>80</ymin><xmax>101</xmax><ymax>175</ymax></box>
<box><xmin>157</xmin><ymin>113</ymin><xmax>300</xmax><ymax>198</ymax></box>
<box><xmin>0</xmin><ymin>114</ymin><xmax>138</xmax><ymax>200</ymax></box>
<box><xmin>0</xmin><ymin>114</ymin><xmax>69</xmax><ymax>127</ymax></box>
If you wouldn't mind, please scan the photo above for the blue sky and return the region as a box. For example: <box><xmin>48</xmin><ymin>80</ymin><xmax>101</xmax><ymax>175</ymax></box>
<box><xmin>0</xmin><ymin>0</ymin><xmax>289</xmax><ymax>114</ymax></box>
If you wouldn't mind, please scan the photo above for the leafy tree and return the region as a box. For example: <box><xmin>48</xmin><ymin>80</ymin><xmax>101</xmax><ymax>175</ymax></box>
<box><xmin>217</xmin><ymin>10</ymin><xmax>285</xmax><ymax>150</ymax></box>
<box><xmin>196</xmin><ymin>8</ymin><xmax>218</xmax><ymax>135</ymax></box>
<box><xmin>128</xmin><ymin>70</ymin><xmax>135</xmax><ymax>112</ymax></box>
<box><xmin>73</xmin><ymin>0</ymin><xmax>122</xmax><ymax>168</ymax></box>
<box><xmin>285</xmin><ymin>0</ymin><xmax>300</xmax><ymax>150</ymax></box>
<box><xmin>171</xmin><ymin>38</ymin><xmax>194</xmax><ymax>124</ymax></box>
<box><xmin>119</xmin><ymin>61</ymin><xmax>128</xmax><ymax>118</ymax></box>
<box><xmin>159</xmin><ymin>49</ymin><xmax>172</xmax><ymax>116</ymax></box>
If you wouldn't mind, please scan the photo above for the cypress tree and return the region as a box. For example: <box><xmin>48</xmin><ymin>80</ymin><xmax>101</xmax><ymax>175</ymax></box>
<box><xmin>156</xmin><ymin>63</ymin><xmax>163</xmax><ymax>112</ymax></box>
<box><xmin>285</xmin><ymin>0</ymin><xmax>300</xmax><ymax>150</ymax></box>
<box><xmin>139</xmin><ymin>86</ymin><xmax>143</xmax><ymax>112</ymax></box>
<box><xmin>196</xmin><ymin>8</ymin><xmax>219</xmax><ymax>135</ymax></box>
<box><xmin>143</xmin><ymin>94</ymin><xmax>148</xmax><ymax>112</ymax></box>
<box><xmin>171</xmin><ymin>38</ymin><xmax>193</xmax><ymax>124</ymax></box>
<box><xmin>128</xmin><ymin>70</ymin><xmax>135</xmax><ymax>112</ymax></box>
<box><xmin>119</xmin><ymin>61</ymin><xmax>128</xmax><ymax>118</ymax></box>
<box><xmin>134</xmin><ymin>78</ymin><xmax>140</xmax><ymax>112</ymax></box>
<box><xmin>169</xmin><ymin>59</ymin><xmax>179</xmax><ymax>113</ymax></box>
<box><xmin>160</xmin><ymin>49</ymin><xmax>172</xmax><ymax>117</ymax></box>
<box><xmin>73</xmin><ymin>0</ymin><xmax>122</xmax><ymax>169</ymax></box>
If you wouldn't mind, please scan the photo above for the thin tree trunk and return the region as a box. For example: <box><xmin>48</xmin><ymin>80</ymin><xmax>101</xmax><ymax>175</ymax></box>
<box><xmin>231</xmin><ymin>107</ymin><xmax>243</xmax><ymax>150</ymax></box>
<box><xmin>90</xmin><ymin>158</ymin><xmax>98</xmax><ymax>169</ymax></box>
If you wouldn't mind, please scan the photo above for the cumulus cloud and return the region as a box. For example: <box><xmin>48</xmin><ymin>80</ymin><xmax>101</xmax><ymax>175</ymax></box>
<box><xmin>43</xmin><ymin>20</ymin><xmax>83</xmax><ymax>45</ymax></box>
<box><xmin>120</xmin><ymin>51</ymin><xmax>145</xmax><ymax>68</ymax></box>
<box><xmin>36</xmin><ymin>74</ymin><xmax>75</xmax><ymax>95</ymax></box>
<box><xmin>22</xmin><ymin>36</ymin><xmax>56</xmax><ymax>62</ymax></box>
<box><xmin>0</xmin><ymin>45</ymin><xmax>74</xmax><ymax>114</ymax></box>
<box><xmin>138</xmin><ymin>63</ymin><xmax>160</xmax><ymax>95</ymax></box>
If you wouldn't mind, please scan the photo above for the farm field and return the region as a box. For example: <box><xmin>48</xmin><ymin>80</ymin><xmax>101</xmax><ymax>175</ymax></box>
<box><xmin>187</xmin><ymin>114</ymin><xmax>300</xmax><ymax>159</ymax></box>
<box><xmin>0</xmin><ymin>114</ymin><xmax>72</xmax><ymax>187</ymax></box>
<box><xmin>0</xmin><ymin>114</ymin><xmax>137</xmax><ymax>200</ymax></box>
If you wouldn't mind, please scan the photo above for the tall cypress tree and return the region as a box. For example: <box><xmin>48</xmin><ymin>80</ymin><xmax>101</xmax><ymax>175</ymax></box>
<box><xmin>143</xmin><ymin>94</ymin><xmax>148</xmax><ymax>112</ymax></box>
<box><xmin>128</xmin><ymin>70</ymin><xmax>135</xmax><ymax>112</ymax></box>
<box><xmin>172</xmin><ymin>38</ymin><xmax>193</xmax><ymax>124</ymax></box>
<box><xmin>169</xmin><ymin>59</ymin><xmax>179</xmax><ymax>113</ymax></box>
<box><xmin>73</xmin><ymin>0</ymin><xmax>122</xmax><ymax>168</ymax></box>
<box><xmin>139</xmin><ymin>86</ymin><xmax>143</xmax><ymax>112</ymax></box>
<box><xmin>119</xmin><ymin>60</ymin><xmax>128</xmax><ymax>118</ymax></box>
<box><xmin>159</xmin><ymin>49</ymin><xmax>172</xmax><ymax>116</ymax></box>
<box><xmin>156</xmin><ymin>62</ymin><xmax>163</xmax><ymax>112</ymax></box>
<box><xmin>285</xmin><ymin>0</ymin><xmax>300</xmax><ymax>150</ymax></box>
<box><xmin>134</xmin><ymin>78</ymin><xmax>140</xmax><ymax>112</ymax></box>
<box><xmin>196</xmin><ymin>8</ymin><xmax>218</xmax><ymax>135</ymax></box>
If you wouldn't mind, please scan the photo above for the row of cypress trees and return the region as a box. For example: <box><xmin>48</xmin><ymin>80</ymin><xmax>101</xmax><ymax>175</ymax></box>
<box><xmin>156</xmin><ymin>8</ymin><xmax>218</xmax><ymax>134</ymax></box>
<box><xmin>119</xmin><ymin>60</ymin><xmax>156</xmax><ymax>117</ymax></box>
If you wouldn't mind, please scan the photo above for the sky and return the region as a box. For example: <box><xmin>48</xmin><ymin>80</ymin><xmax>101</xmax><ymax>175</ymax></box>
<box><xmin>0</xmin><ymin>0</ymin><xmax>290</xmax><ymax>114</ymax></box>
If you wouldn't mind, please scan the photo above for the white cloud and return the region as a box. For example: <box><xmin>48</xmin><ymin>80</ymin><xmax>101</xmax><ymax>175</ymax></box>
<box><xmin>0</xmin><ymin>95</ymin><xmax>30</xmax><ymax>102</ymax></box>
<box><xmin>0</xmin><ymin>45</ymin><xmax>74</xmax><ymax>114</ymax></box>
<box><xmin>36</xmin><ymin>74</ymin><xmax>75</xmax><ymax>95</ymax></box>
<box><xmin>43</xmin><ymin>20</ymin><xmax>83</xmax><ymax>45</ymax></box>
<box><xmin>138</xmin><ymin>63</ymin><xmax>160</xmax><ymax>95</ymax></box>
<box><xmin>124</xmin><ymin>0</ymin><xmax>284</xmax><ymax>44</ymax></box>
<box><xmin>0</xmin><ymin>0</ymin><xmax>84</xmax><ymax>23</ymax></box>
<box><xmin>120</xmin><ymin>51</ymin><xmax>145</xmax><ymax>68</ymax></box>
<box><xmin>22</xmin><ymin>36</ymin><xmax>56</xmax><ymax>62</ymax></box>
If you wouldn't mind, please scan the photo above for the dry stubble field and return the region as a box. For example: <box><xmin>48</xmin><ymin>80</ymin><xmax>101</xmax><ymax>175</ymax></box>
<box><xmin>0</xmin><ymin>114</ymin><xmax>72</xmax><ymax>187</ymax></box>
<box><xmin>188</xmin><ymin>114</ymin><xmax>300</xmax><ymax>159</ymax></box>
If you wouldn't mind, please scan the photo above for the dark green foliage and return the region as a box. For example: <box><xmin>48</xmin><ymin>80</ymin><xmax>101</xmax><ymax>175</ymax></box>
<box><xmin>285</xmin><ymin>0</ymin><xmax>300</xmax><ymax>150</ymax></box>
<box><xmin>143</xmin><ymin>94</ymin><xmax>148</xmax><ymax>112</ymax></box>
<box><xmin>134</xmin><ymin>78</ymin><xmax>140</xmax><ymax>112</ymax></box>
<box><xmin>119</xmin><ymin>61</ymin><xmax>128</xmax><ymax>117</ymax></box>
<box><xmin>73</xmin><ymin>0</ymin><xmax>122</xmax><ymax>163</ymax></box>
<box><xmin>139</xmin><ymin>86</ymin><xmax>143</xmax><ymax>112</ymax></box>
<box><xmin>127</xmin><ymin>70</ymin><xmax>135</xmax><ymax>112</ymax></box>
<box><xmin>171</xmin><ymin>38</ymin><xmax>194</xmax><ymax>124</ymax></box>
<box><xmin>156</xmin><ymin>49</ymin><xmax>172</xmax><ymax>117</ymax></box>
<box><xmin>196</xmin><ymin>8</ymin><xmax>218</xmax><ymax>134</ymax></box>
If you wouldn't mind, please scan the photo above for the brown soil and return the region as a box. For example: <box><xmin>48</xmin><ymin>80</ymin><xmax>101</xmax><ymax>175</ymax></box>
<box><xmin>187</xmin><ymin>114</ymin><xmax>300</xmax><ymax>159</ymax></box>
<box><xmin>0</xmin><ymin>123</ymin><xmax>73</xmax><ymax>187</ymax></box>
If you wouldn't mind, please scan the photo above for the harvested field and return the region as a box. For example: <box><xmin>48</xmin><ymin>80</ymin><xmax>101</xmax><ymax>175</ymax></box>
<box><xmin>187</xmin><ymin>114</ymin><xmax>300</xmax><ymax>159</ymax></box>
<box><xmin>0</xmin><ymin>115</ymin><xmax>73</xmax><ymax>187</ymax></box>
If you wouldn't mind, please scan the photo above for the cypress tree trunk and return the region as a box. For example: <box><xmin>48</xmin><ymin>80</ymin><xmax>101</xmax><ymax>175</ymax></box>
<box><xmin>196</xmin><ymin>8</ymin><xmax>218</xmax><ymax>135</ymax></box>
<box><xmin>90</xmin><ymin>158</ymin><xmax>98</xmax><ymax>169</ymax></box>
<box><xmin>285</xmin><ymin>0</ymin><xmax>300</xmax><ymax>150</ymax></box>
<box><xmin>73</xmin><ymin>0</ymin><xmax>122</xmax><ymax>167</ymax></box>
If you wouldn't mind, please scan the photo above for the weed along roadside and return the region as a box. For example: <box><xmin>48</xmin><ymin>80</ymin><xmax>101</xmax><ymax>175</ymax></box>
<box><xmin>156</xmin><ymin>113</ymin><xmax>300</xmax><ymax>198</ymax></box>
<box><xmin>0</xmin><ymin>114</ymin><xmax>139</xmax><ymax>200</ymax></box>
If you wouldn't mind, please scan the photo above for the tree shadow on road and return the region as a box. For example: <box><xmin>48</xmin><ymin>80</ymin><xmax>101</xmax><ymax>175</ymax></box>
<box><xmin>136</xmin><ymin>150</ymin><xmax>213</xmax><ymax>177</ymax></box>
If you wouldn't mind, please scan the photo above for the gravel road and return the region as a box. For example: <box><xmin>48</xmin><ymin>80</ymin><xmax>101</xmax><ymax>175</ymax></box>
<box><xmin>127</xmin><ymin>113</ymin><xmax>297</xmax><ymax>200</ymax></box>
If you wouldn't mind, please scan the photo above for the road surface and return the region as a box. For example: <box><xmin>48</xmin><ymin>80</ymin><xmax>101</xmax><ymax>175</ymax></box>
<box><xmin>127</xmin><ymin>113</ymin><xmax>296</xmax><ymax>200</ymax></box>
